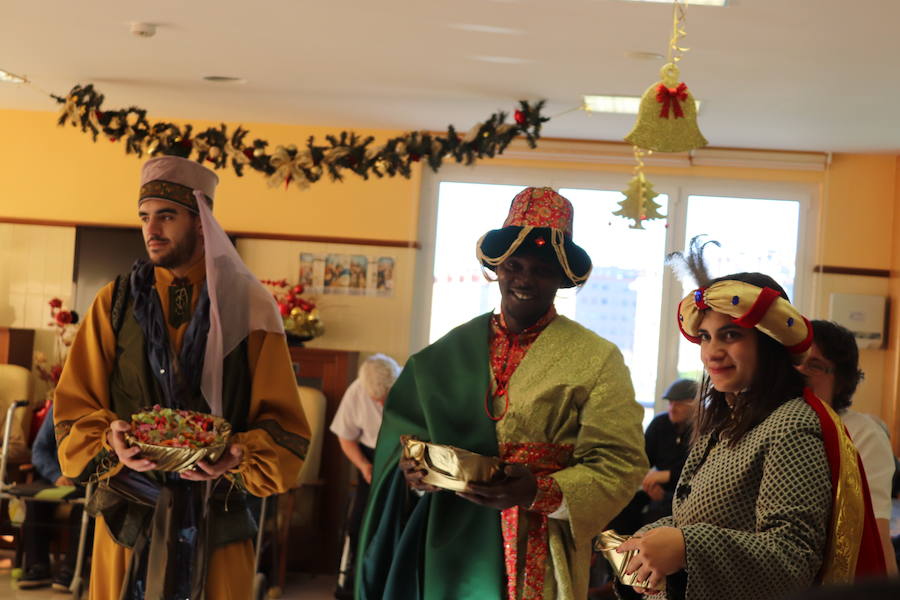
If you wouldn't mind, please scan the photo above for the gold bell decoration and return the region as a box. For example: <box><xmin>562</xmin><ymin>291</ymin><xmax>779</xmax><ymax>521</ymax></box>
<box><xmin>614</xmin><ymin>147</ymin><xmax>665</xmax><ymax>229</ymax></box>
<box><xmin>625</xmin><ymin>62</ymin><xmax>706</xmax><ymax>152</ymax></box>
<box><xmin>624</xmin><ymin>0</ymin><xmax>707</xmax><ymax>153</ymax></box>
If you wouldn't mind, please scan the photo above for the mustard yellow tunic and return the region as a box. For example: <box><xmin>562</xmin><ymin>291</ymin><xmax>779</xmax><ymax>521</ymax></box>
<box><xmin>54</xmin><ymin>261</ymin><xmax>309</xmax><ymax>599</ymax></box>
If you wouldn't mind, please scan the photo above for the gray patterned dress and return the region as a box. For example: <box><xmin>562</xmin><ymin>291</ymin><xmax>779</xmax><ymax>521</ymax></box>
<box><xmin>623</xmin><ymin>397</ymin><xmax>832</xmax><ymax>600</ymax></box>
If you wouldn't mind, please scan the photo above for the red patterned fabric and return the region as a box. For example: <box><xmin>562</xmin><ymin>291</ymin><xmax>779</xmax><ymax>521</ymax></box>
<box><xmin>499</xmin><ymin>442</ymin><xmax>574</xmax><ymax>600</ymax></box>
<box><xmin>486</xmin><ymin>308</ymin><xmax>557</xmax><ymax>420</ymax></box>
<box><xmin>502</xmin><ymin>187</ymin><xmax>574</xmax><ymax>234</ymax></box>
<box><xmin>529</xmin><ymin>475</ymin><xmax>564</xmax><ymax>514</ymax></box>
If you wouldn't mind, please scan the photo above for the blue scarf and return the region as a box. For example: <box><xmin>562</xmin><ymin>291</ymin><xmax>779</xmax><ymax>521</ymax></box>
<box><xmin>130</xmin><ymin>259</ymin><xmax>211</xmax><ymax>410</ymax></box>
<box><xmin>127</xmin><ymin>259</ymin><xmax>213</xmax><ymax>599</ymax></box>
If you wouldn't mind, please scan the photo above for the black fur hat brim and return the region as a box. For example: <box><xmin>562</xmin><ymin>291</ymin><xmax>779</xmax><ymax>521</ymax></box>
<box><xmin>478</xmin><ymin>227</ymin><xmax>592</xmax><ymax>288</ymax></box>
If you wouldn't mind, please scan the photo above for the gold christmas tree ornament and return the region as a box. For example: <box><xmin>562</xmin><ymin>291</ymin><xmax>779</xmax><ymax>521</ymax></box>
<box><xmin>625</xmin><ymin>62</ymin><xmax>707</xmax><ymax>152</ymax></box>
<box><xmin>614</xmin><ymin>148</ymin><xmax>665</xmax><ymax>229</ymax></box>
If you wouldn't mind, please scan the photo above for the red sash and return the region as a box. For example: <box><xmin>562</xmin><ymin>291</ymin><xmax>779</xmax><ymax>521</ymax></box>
<box><xmin>802</xmin><ymin>388</ymin><xmax>886</xmax><ymax>581</ymax></box>
<box><xmin>499</xmin><ymin>442</ymin><xmax>573</xmax><ymax>600</ymax></box>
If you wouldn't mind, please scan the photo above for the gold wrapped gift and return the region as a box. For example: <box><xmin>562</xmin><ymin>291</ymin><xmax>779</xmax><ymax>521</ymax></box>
<box><xmin>400</xmin><ymin>435</ymin><xmax>502</xmax><ymax>492</ymax></box>
<box><xmin>594</xmin><ymin>530</ymin><xmax>666</xmax><ymax>593</ymax></box>
<box><xmin>125</xmin><ymin>415</ymin><xmax>232</xmax><ymax>473</ymax></box>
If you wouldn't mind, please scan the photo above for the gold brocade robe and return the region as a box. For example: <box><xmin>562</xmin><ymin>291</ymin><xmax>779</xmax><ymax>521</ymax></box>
<box><xmin>54</xmin><ymin>262</ymin><xmax>310</xmax><ymax>600</ymax></box>
<box><xmin>493</xmin><ymin>315</ymin><xmax>647</xmax><ymax>600</ymax></box>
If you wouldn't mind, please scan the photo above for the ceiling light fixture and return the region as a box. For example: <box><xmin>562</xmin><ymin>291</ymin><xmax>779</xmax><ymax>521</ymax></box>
<box><xmin>0</xmin><ymin>69</ymin><xmax>27</xmax><ymax>84</ymax></box>
<box><xmin>617</xmin><ymin>0</ymin><xmax>727</xmax><ymax>5</ymax></box>
<box><xmin>449</xmin><ymin>24</ymin><xmax>525</xmax><ymax>35</ymax></box>
<box><xmin>583</xmin><ymin>94</ymin><xmax>701</xmax><ymax>114</ymax></box>
<box><xmin>203</xmin><ymin>75</ymin><xmax>246</xmax><ymax>83</ymax></box>
<box><xmin>469</xmin><ymin>56</ymin><xmax>534</xmax><ymax>65</ymax></box>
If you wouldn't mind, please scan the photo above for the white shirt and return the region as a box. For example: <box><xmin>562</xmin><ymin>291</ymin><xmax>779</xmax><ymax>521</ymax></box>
<box><xmin>840</xmin><ymin>409</ymin><xmax>895</xmax><ymax>520</ymax></box>
<box><xmin>329</xmin><ymin>378</ymin><xmax>384</xmax><ymax>449</ymax></box>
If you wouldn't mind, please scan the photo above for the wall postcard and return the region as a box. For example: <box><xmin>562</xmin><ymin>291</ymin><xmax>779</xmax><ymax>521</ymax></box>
<box><xmin>303</xmin><ymin>252</ymin><xmax>395</xmax><ymax>297</ymax></box>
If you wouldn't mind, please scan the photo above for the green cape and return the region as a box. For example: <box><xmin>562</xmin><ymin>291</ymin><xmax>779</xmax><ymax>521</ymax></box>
<box><xmin>357</xmin><ymin>313</ymin><xmax>505</xmax><ymax>600</ymax></box>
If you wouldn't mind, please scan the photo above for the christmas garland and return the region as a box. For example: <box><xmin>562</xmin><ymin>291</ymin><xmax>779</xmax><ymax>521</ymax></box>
<box><xmin>54</xmin><ymin>84</ymin><xmax>548</xmax><ymax>189</ymax></box>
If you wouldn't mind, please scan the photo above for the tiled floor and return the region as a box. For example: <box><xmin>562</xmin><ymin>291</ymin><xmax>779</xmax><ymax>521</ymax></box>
<box><xmin>0</xmin><ymin>558</ymin><xmax>338</xmax><ymax>600</ymax></box>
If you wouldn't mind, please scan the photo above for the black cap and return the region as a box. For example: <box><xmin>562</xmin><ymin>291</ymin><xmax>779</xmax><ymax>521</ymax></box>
<box><xmin>662</xmin><ymin>379</ymin><xmax>698</xmax><ymax>402</ymax></box>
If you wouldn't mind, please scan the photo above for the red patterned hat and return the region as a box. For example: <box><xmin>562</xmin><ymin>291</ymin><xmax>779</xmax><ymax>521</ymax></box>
<box><xmin>502</xmin><ymin>187</ymin><xmax>574</xmax><ymax>232</ymax></box>
<box><xmin>476</xmin><ymin>187</ymin><xmax>591</xmax><ymax>288</ymax></box>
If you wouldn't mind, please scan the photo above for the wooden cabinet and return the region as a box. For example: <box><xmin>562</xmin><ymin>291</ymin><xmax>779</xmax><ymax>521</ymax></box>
<box><xmin>0</xmin><ymin>328</ymin><xmax>34</xmax><ymax>370</ymax></box>
<box><xmin>287</xmin><ymin>346</ymin><xmax>358</xmax><ymax>574</ymax></box>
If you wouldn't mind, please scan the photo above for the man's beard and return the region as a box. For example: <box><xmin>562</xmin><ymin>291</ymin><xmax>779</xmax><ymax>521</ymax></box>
<box><xmin>149</xmin><ymin>230</ymin><xmax>200</xmax><ymax>269</ymax></box>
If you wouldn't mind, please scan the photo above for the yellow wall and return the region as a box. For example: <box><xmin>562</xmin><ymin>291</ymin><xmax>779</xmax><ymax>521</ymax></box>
<box><xmin>2</xmin><ymin>109</ymin><xmax>899</xmax><ymax>435</ymax></box>
<box><xmin>0</xmin><ymin>109</ymin><xmax>420</xmax><ymax>242</ymax></box>
<box><xmin>819</xmin><ymin>154</ymin><xmax>897</xmax><ymax>270</ymax></box>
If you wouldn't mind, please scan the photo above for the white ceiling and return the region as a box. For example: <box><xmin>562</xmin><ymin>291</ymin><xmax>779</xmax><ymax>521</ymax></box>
<box><xmin>3</xmin><ymin>0</ymin><xmax>899</xmax><ymax>152</ymax></box>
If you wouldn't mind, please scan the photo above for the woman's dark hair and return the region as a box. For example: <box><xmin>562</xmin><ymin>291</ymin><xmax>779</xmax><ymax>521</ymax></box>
<box><xmin>693</xmin><ymin>272</ymin><xmax>807</xmax><ymax>445</ymax></box>
<box><xmin>810</xmin><ymin>320</ymin><xmax>864</xmax><ymax>411</ymax></box>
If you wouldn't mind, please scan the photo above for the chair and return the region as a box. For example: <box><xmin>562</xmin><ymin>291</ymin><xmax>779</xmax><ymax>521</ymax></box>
<box><xmin>0</xmin><ymin>365</ymin><xmax>32</xmax><ymax>558</ymax></box>
<box><xmin>0</xmin><ymin>364</ymin><xmax>33</xmax><ymax>467</ymax></box>
<box><xmin>262</xmin><ymin>386</ymin><xmax>327</xmax><ymax>598</ymax></box>
<box><xmin>296</xmin><ymin>385</ymin><xmax>327</xmax><ymax>486</ymax></box>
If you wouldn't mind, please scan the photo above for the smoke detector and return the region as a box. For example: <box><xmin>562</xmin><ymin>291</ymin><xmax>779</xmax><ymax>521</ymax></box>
<box><xmin>130</xmin><ymin>22</ymin><xmax>157</xmax><ymax>38</ymax></box>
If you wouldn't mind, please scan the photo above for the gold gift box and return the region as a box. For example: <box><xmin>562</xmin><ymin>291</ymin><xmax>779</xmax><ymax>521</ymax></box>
<box><xmin>594</xmin><ymin>530</ymin><xmax>666</xmax><ymax>593</ymax></box>
<box><xmin>400</xmin><ymin>435</ymin><xmax>502</xmax><ymax>492</ymax></box>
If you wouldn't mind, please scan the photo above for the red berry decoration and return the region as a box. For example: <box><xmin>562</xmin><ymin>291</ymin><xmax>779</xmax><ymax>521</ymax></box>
<box><xmin>130</xmin><ymin>405</ymin><xmax>225</xmax><ymax>449</ymax></box>
<box><xmin>292</xmin><ymin>284</ymin><xmax>304</xmax><ymax>295</ymax></box>
<box><xmin>514</xmin><ymin>110</ymin><xmax>527</xmax><ymax>125</ymax></box>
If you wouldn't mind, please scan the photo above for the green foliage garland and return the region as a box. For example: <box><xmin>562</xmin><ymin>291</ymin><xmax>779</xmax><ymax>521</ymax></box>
<box><xmin>55</xmin><ymin>84</ymin><xmax>549</xmax><ymax>189</ymax></box>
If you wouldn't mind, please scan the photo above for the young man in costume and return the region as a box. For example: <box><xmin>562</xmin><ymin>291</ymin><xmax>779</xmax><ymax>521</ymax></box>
<box><xmin>54</xmin><ymin>156</ymin><xmax>310</xmax><ymax>599</ymax></box>
<box><xmin>358</xmin><ymin>187</ymin><xmax>648</xmax><ymax>600</ymax></box>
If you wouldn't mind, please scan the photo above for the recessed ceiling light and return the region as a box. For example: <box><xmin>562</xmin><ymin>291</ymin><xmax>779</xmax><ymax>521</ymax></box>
<box><xmin>203</xmin><ymin>75</ymin><xmax>246</xmax><ymax>83</ymax></box>
<box><xmin>469</xmin><ymin>56</ymin><xmax>534</xmax><ymax>65</ymax></box>
<box><xmin>583</xmin><ymin>95</ymin><xmax>642</xmax><ymax>114</ymax></box>
<box><xmin>583</xmin><ymin>94</ymin><xmax>701</xmax><ymax>114</ymax></box>
<box><xmin>617</xmin><ymin>0</ymin><xmax>727</xmax><ymax>6</ymax></box>
<box><xmin>449</xmin><ymin>24</ymin><xmax>525</xmax><ymax>35</ymax></box>
<box><xmin>0</xmin><ymin>69</ymin><xmax>27</xmax><ymax>84</ymax></box>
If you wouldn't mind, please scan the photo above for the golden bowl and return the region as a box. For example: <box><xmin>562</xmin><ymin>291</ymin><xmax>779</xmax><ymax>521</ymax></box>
<box><xmin>124</xmin><ymin>414</ymin><xmax>232</xmax><ymax>473</ymax></box>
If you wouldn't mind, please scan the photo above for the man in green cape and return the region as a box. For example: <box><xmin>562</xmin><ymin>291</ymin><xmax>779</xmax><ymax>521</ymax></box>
<box><xmin>358</xmin><ymin>187</ymin><xmax>648</xmax><ymax>600</ymax></box>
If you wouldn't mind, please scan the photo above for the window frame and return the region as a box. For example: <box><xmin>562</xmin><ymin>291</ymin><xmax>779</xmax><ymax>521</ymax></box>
<box><xmin>414</xmin><ymin>163</ymin><xmax>819</xmax><ymax>413</ymax></box>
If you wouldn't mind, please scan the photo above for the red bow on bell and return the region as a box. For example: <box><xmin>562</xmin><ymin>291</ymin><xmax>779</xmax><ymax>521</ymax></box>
<box><xmin>656</xmin><ymin>82</ymin><xmax>689</xmax><ymax>119</ymax></box>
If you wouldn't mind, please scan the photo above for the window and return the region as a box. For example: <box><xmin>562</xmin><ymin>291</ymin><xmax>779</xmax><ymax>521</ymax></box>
<box><xmin>675</xmin><ymin>195</ymin><xmax>803</xmax><ymax>380</ymax></box>
<box><xmin>417</xmin><ymin>165</ymin><xmax>816</xmax><ymax>425</ymax></box>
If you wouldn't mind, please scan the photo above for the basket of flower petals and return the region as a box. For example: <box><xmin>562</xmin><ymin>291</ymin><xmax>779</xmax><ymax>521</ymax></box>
<box><xmin>125</xmin><ymin>405</ymin><xmax>232</xmax><ymax>472</ymax></box>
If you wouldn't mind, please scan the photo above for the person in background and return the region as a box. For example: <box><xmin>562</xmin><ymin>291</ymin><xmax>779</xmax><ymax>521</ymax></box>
<box><xmin>16</xmin><ymin>404</ymin><xmax>88</xmax><ymax>592</ymax></box>
<box><xmin>330</xmin><ymin>353</ymin><xmax>401</xmax><ymax>599</ymax></box>
<box><xmin>641</xmin><ymin>379</ymin><xmax>698</xmax><ymax>524</ymax></box>
<box><xmin>799</xmin><ymin>320</ymin><xmax>898</xmax><ymax>575</ymax></box>
<box><xmin>606</xmin><ymin>379</ymin><xmax>698</xmax><ymax>537</ymax></box>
